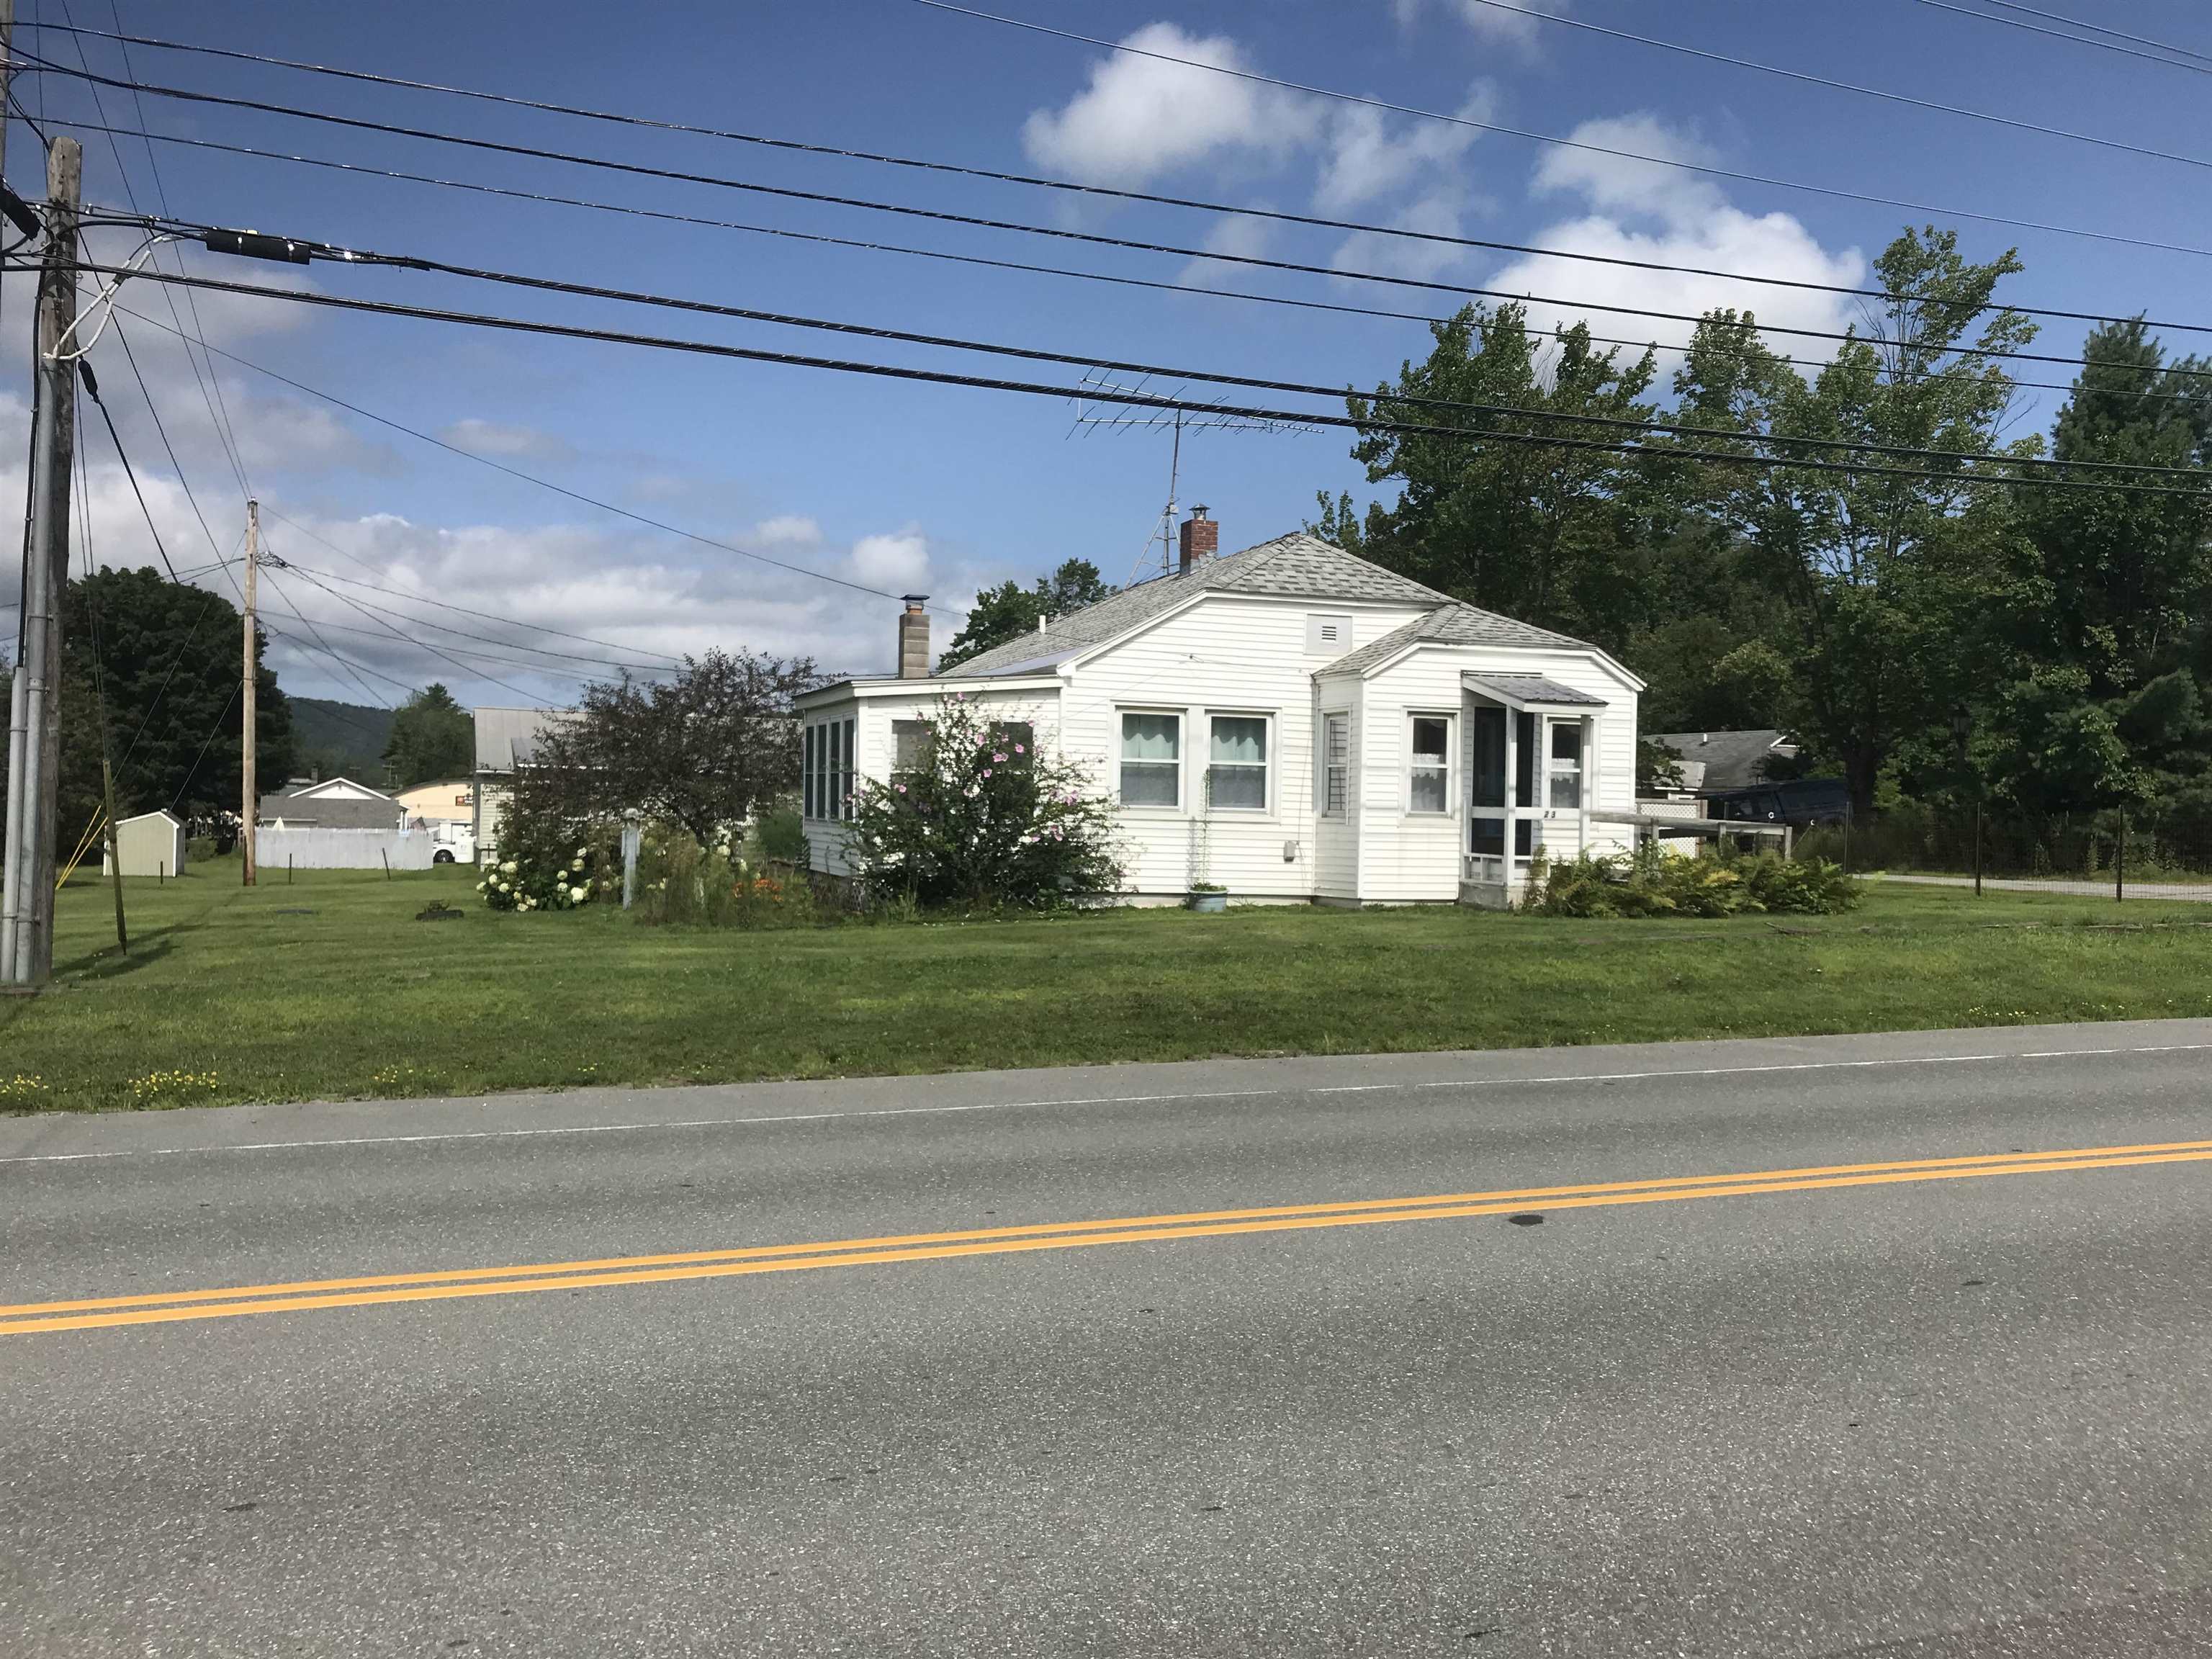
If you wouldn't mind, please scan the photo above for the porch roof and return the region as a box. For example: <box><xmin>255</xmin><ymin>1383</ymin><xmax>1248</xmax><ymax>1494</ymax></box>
<box><xmin>1460</xmin><ymin>672</ymin><xmax>1609</xmax><ymax>711</ymax></box>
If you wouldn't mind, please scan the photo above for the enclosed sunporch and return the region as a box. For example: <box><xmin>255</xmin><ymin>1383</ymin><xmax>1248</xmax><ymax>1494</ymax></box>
<box><xmin>1460</xmin><ymin>673</ymin><xmax>1609</xmax><ymax>907</ymax></box>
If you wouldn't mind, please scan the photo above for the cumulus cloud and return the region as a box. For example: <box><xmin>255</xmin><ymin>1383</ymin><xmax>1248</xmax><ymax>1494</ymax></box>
<box><xmin>440</xmin><ymin>418</ymin><xmax>572</xmax><ymax>462</ymax></box>
<box><xmin>1021</xmin><ymin>22</ymin><xmax>1323</xmax><ymax>186</ymax></box>
<box><xmin>1174</xmin><ymin>211</ymin><xmax>1280</xmax><ymax>290</ymax></box>
<box><xmin>1313</xmin><ymin>84</ymin><xmax>1496</xmax><ymax>213</ymax></box>
<box><xmin>850</xmin><ymin>529</ymin><xmax>931</xmax><ymax>593</ymax></box>
<box><xmin>1488</xmin><ymin>114</ymin><xmax>1866</xmax><ymax>375</ymax></box>
<box><xmin>1332</xmin><ymin>191</ymin><xmax>1485</xmax><ymax>284</ymax></box>
<box><xmin>1396</xmin><ymin>0</ymin><xmax>1570</xmax><ymax>48</ymax></box>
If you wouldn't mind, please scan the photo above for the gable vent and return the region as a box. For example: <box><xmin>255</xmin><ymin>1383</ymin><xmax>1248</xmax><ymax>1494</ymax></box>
<box><xmin>1305</xmin><ymin>613</ymin><xmax>1354</xmax><ymax>654</ymax></box>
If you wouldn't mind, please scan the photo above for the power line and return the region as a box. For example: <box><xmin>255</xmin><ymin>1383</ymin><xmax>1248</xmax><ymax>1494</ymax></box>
<box><xmin>48</xmin><ymin>2</ymin><xmax>256</xmax><ymax>505</ymax></box>
<box><xmin>1982</xmin><ymin>1</ymin><xmax>2212</xmax><ymax>66</ymax></box>
<box><xmin>256</xmin><ymin>565</ymin><xmax>393</xmax><ymax>708</ymax></box>
<box><xmin>22</xmin><ymin>19</ymin><xmax>2212</xmax><ymax>335</ymax></box>
<box><xmin>259</xmin><ymin>563</ymin><xmax>678</xmax><ymax>676</ymax></box>
<box><xmin>1915</xmin><ymin>0</ymin><xmax>2212</xmax><ymax>72</ymax></box>
<box><xmin>44</xmin><ymin>115</ymin><xmax>2208</xmax><ymax>413</ymax></box>
<box><xmin>1451</xmin><ymin>0</ymin><xmax>2212</xmax><ymax>173</ymax></box>
<box><xmin>232</xmin><ymin>600</ymin><xmax>667</xmax><ymax>683</ymax></box>
<box><xmin>35</xmin><ymin>56</ymin><xmax>2071</xmax><ymax>365</ymax></box>
<box><xmin>253</xmin><ymin>518</ymin><xmax>684</xmax><ymax>665</ymax></box>
<box><xmin>53</xmin><ymin>258</ymin><xmax>2212</xmax><ymax>501</ymax></box>
<box><xmin>94</xmin><ymin>307</ymin><xmax>972</xmax><ymax>620</ymax></box>
<box><xmin>63</xmin><ymin>240</ymin><xmax>2212</xmax><ymax>483</ymax></box>
<box><xmin>899</xmin><ymin>0</ymin><xmax>2212</xmax><ymax>264</ymax></box>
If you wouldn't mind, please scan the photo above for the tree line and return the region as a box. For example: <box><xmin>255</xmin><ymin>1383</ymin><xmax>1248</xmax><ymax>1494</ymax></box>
<box><xmin>1310</xmin><ymin>227</ymin><xmax>2212</xmax><ymax>830</ymax></box>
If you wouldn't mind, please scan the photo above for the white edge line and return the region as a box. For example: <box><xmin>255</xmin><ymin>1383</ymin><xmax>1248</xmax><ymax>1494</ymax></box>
<box><xmin>5</xmin><ymin>1041</ymin><xmax>2211</xmax><ymax>1166</ymax></box>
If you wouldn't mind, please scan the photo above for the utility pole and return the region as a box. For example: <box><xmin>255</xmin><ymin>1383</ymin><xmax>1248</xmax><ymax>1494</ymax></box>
<box><xmin>240</xmin><ymin>499</ymin><xmax>259</xmax><ymax>887</ymax></box>
<box><xmin>0</xmin><ymin>0</ymin><xmax>27</xmax><ymax>983</ymax></box>
<box><xmin>1</xmin><ymin>135</ymin><xmax>81</xmax><ymax>986</ymax></box>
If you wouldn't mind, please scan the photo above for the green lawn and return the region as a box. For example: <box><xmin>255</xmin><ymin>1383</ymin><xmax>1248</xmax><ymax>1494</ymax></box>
<box><xmin>7</xmin><ymin>863</ymin><xmax>2212</xmax><ymax>1114</ymax></box>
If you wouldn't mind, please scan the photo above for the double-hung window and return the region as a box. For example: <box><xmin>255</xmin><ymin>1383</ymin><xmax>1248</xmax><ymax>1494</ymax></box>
<box><xmin>891</xmin><ymin>719</ymin><xmax>933</xmax><ymax>788</ymax></box>
<box><xmin>1547</xmin><ymin>721</ymin><xmax>1584</xmax><ymax>809</ymax></box>
<box><xmin>1321</xmin><ymin>713</ymin><xmax>1349</xmax><ymax>817</ymax></box>
<box><xmin>1207</xmin><ymin>714</ymin><xmax>1269</xmax><ymax>811</ymax></box>
<box><xmin>1119</xmin><ymin>711</ymin><xmax>1181</xmax><ymax>807</ymax></box>
<box><xmin>1408</xmin><ymin>714</ymin><xmax>1452</xmax><ymax>814</ymax></box>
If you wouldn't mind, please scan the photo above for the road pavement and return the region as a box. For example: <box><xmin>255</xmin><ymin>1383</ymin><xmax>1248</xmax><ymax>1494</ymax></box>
<box><xmin>6</xmin><ymin>1020</ymin><xmax>2212</xmax><ymax>1656</ymax></box>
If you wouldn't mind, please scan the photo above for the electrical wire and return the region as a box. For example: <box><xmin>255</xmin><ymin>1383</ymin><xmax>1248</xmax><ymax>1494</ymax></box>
<box><xmin>1451</xmin><ymin>0</ymin><xmax>2212</xmax><ymax>172</ymax></box>
<box><xmin>53</xmin><ymin>247</ymin><xmax>2212</xmax><ymax>487</ymax></box>
<box><xmin>19</xmin><ymin>17</ymin><xmax>2212</xmax><ymax>333</ymax></box>
<box><xmin>220</xmin><ymin>600</ymin><xmax>673</xmax><ymax>680</ymax></box>
<box><xmin>42</xmin><ymin>258</ymin><xmax>2212</xmax><ymax>500</ymax></box>
<box><xmin>1915</xmin><ymin>0</ymin><xmax>2212</xmax><ymax>73</ymax></box>
<box><xmin>899</xmin><ymin>0</ymin><xmax>2212</xmax><ymax>264</ymax></box>
<box><xmin>255</xmin><ymin>565</ymin><xmax>394</xmax><ymax>709</ymax></box>
<box><xmin>1956</xmin><ymin>1</ymin><xmax>2212</xmax><ymax>66</ymax></box>
<box><xmin>40</xmin><ymin>114</ymin><xmax>2211</xmax><ymax>413</ymax></box>
<box><xmin>26</xmin><ymin>50</ymin><xmax>2212</xmax><ymax>372</ymax></box>
<box><xmin>254</xmin><ymin>518</ymin><xmax>685</xmax><ymax>665</ymax></box>
<box><xmin>79</xmin><ymin>356</ymin><xmax>181</xmax><ymax>581</ymax></box>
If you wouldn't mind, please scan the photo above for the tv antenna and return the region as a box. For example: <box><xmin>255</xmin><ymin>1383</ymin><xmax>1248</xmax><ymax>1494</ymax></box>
<box><xmin>1066</xmin><ymin>372</ymin><xmax>1318</xmax><ymax>584</ymax></box>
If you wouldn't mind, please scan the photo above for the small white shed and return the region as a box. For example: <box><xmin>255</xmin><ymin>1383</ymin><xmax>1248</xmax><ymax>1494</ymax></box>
<box><xmin>102</xmin><ymin>809</ymin><xmax>189</xmax><ymax>878</ymax></box>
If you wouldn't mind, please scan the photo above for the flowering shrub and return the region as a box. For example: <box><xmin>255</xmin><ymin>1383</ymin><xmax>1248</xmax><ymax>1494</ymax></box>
<box><xmin>1527</xmin><ymin>842</ymin><xmax>1860</xmax><ymax>918</ymax></box>
<box><xmin>844</xmin><ymin>693</ymin><xmax>1122</xmax><ymax>909</ymax></box>
<box><xmin>477</xmin><ymin>786</ymin><xmax>617</xmax><ymax>914</ymax></box>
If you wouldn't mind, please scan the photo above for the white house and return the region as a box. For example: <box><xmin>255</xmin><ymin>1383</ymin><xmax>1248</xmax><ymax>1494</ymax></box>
<box><xmin>794</xmin><ymin>513</ymin><xmax>1644</xmax><ymax>907</ymax></box>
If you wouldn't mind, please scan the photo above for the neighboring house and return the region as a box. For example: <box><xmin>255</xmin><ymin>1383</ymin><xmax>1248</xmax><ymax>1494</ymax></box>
<box><xmin>396</xmin><ymin>778</ymin><xmax>475</xmax><ymax>827</ymax></box>
<box><xmin>257</xmin><ymin>776</ymin><xmax>400</xmax><ymax>830</ymax></box>
<box><xmin>793</xmin><ymin>513</ymin><xmax>1644</xmax><ymax>906</ymax></box>
<box><xmin>472</xmin><ymin>706</ymin><xmax>581</xmax><ymax>855</ymax></box>
<box><xmin>1646</xmin><ymin>729</ymin><xmax>1847</xmax><ymax>827</ymax></box>
<box><xmin>102</xmin><ymin>809</ymin><xmax>187</xmax><ymax>878</ymax></box>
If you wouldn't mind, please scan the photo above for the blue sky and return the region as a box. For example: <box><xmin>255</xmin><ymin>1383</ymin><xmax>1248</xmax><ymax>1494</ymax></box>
<box><xmin>9</xmin><ymin>0</ymin><xmax>2212</xmax><ymax>701</ymax></box>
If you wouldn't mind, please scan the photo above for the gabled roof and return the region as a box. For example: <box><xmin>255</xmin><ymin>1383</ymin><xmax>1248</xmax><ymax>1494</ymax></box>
<box><xmin>938</xmin><ymin>532</ymin><xmax>1454</xmax><ymax>679</ymax></box>
<box><xmin>282</xmin><ymin>775</ymin><xmax>393</xmax><ymax>802</ymax></box>
<box><xmin>474</xmin><ymin>706</ymin><xmax>580</xmax><ymax>771</ymax></box>
<box><xmin>1647</xmin><ymin>729</ymin><xmax>1796</xmax><ymax>792</ymax></box>
<box><xmin>1318</xmin><ymin>602</ymin><xmax>1597</xmax><ymax>678</ymax></box>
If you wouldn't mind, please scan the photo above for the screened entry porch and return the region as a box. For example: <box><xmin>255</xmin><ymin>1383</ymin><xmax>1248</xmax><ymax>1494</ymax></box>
<box><xmin>1459</xmin><ymin>673</ymin><xmax>1606</xmax><ymax>907</ymax></box>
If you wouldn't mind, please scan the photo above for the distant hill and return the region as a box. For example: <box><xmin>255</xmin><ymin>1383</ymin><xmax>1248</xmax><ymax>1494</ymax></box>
<box><xmin>289</xmin><ymin>698</ymin><xmax>395</xmax><ymax>784</ymax></box>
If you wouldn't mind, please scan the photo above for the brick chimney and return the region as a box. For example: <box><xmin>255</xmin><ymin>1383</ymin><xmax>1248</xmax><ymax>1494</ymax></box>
<box><xmin>1177</xmin><ymin>505</ymin><xmax>1218</xmax><ymax>575</ymax></box>
<box><xmin>898</xmin><ymin>595</ymin><xmax>930</xmax><ymax>679</ymax></box>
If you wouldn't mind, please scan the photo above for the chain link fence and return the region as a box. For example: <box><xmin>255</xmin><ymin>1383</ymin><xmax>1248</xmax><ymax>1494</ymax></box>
<box><xmin>1795</xmin><ymin>804</ymin><xmax>2212</xmax><ymax>902</ymax></box>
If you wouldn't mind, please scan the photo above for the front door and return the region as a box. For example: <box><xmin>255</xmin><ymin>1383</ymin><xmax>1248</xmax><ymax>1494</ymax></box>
<box><xmin>1468</xmin><ymin>706</ymin><xmax>1534</xmax><ymax>860</ymax></box>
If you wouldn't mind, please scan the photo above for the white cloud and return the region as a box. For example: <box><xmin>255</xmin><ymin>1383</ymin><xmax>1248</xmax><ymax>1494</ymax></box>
<box><xmin>440</xmin><ymin>418</ymin><xmax>571</xmax><ymax>461</ymax></box>
<box><xmin>1488</xmin><ymin>114</ymin><xmax>1866</xmax><ymax>375</ymax></box>
<box><xmin>1396</xmin><ymin>0</ymin><xmax>1570</xmax><ymax>49</ymax></box>
<box><xmin>1313</xmin><ymin>84</ymin><xmax>1495</xmax><ymax>212</ymax></box>
<box><xmin>850</xmin><ymin>529</ymin><xmax>931</xmax><ymax>593</ymax></box>
<box><xmin>1174</xmin><ymin>211</ymin><xmax>1280</xmax><ymax>290</ymax></box>
<box><xmin>752</xmin><ymin>513</ymin><xmax>824</xmax><ymax>547</ymax></box>
<box><xmin>1332</xmin><ymin>191</ymin><xmax>1483</xmax><ymax>284</ymax></box>
<box><xmin>1021</xmin><ymin>22</ymin><xmax>1323</xmax><ymax>186</ymax></box>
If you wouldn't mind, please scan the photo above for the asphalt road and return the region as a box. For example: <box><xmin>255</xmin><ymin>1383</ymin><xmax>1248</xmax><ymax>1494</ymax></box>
<box><xmin>7</xmin><ymin>1020</ymin><xmax>2212</xmax><ymax>1658</ymax></box>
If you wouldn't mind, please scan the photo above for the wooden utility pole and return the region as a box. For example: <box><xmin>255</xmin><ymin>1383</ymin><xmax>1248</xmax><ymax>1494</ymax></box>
<box><xmin>1</xmin><ymin>135</ymin><xmax>81</xmax><ymax>986</ymax></box>
<box><xmin>240</xmin><ymin>499</ymin><xmax>259</xmax><ymax>887</ymax></box>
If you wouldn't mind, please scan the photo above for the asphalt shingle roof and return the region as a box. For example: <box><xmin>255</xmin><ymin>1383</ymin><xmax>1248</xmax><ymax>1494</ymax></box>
<box><xmin>938</xmin><ymin>532</ymin><xmax>1455</xmax><ymax>679</ymax></box>
<box><xmin>1318</xmin><ymin>602</ymin><xmax>1596</xmax><ymax>678</ymax></box>
<box><xmin>1647</xmin><ymin>729</ymin><xmax>1795</xmax><ymax>791</ymax></box>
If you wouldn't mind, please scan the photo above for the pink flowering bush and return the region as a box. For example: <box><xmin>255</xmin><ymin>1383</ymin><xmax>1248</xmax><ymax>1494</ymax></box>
<box><xmin>846</xmin><ymin>693</ymin><xmax>1121</xmax><ymax>909</ymax></box>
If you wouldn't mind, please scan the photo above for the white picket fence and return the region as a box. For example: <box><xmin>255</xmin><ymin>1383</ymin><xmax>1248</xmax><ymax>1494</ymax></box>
<box><xmin>256</xmin><ymin>827</ymin><xmax>441</xmax><ymax>871</ymax></box>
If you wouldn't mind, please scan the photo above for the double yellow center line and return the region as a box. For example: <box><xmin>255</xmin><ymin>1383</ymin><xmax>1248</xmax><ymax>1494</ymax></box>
<box><xmin>7</xmin><ymin>1136</ymin><xmax>2210</xmax><ymax>1336</ymax></box>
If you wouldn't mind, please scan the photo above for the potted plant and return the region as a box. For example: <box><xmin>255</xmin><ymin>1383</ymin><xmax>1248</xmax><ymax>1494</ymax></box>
<box><xmin>1187</xmin><ymin>881</ymin><xmax>1227</xmax><ymax>913</ymax></box>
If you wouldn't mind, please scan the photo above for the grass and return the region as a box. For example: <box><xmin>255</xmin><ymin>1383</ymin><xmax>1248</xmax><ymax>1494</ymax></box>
<box><xmin>8</xmin><ymin>861</ymin><xmax>2212</xmax><ymax>1115</ymax></box>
